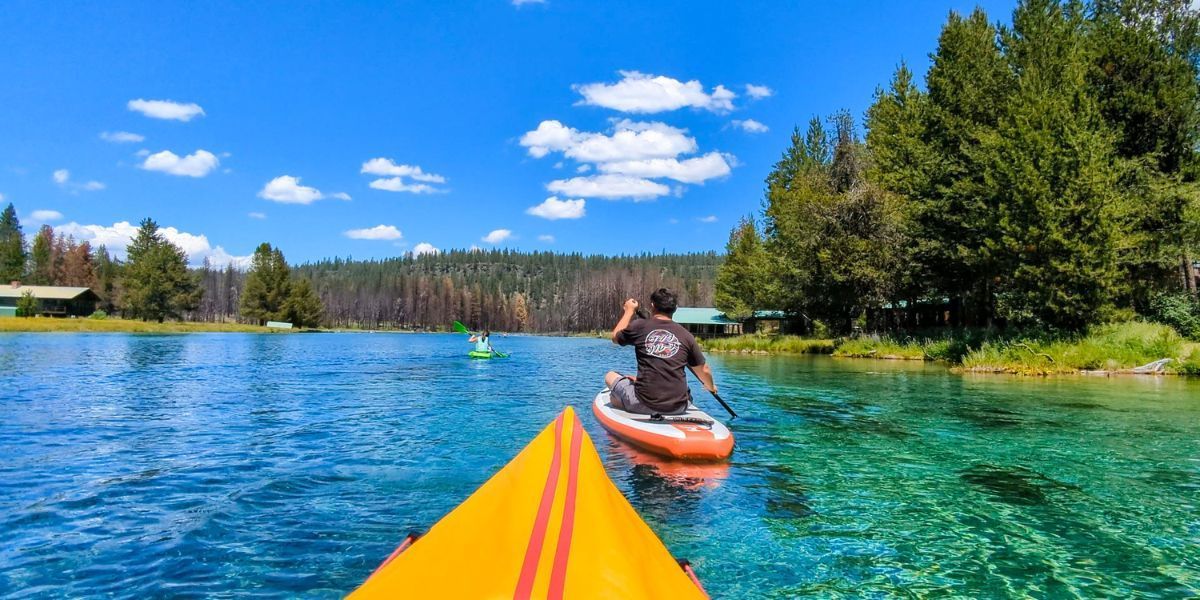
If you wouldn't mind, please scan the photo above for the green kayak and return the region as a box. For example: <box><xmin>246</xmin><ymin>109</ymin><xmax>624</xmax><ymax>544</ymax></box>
<box><xmin>468</xmin><ymin>350</ymin><xmax>493</xmax><ymax>359</ymax></box>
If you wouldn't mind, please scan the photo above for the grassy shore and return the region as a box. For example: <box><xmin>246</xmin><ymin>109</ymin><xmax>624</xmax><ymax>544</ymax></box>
<box><xmin>701</xmin><ymin>335</ymin><xmax>835</xmax><ymax>355</ymax></box>
<box><xmin>701</xmin><ymin>321</ymin><xmax>1200</xmax><ymax>375</ymax></box>
<box><xmin>0</xmin><ymin>317</ymin><xmax>287</xmax><ymax>333</ymax></box>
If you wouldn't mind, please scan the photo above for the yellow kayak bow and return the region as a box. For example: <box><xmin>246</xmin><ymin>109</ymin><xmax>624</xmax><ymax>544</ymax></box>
<box><xmin>350</xmin><ymin>407</ymin><xmax>707</xmax><ymax>599</ymax></box>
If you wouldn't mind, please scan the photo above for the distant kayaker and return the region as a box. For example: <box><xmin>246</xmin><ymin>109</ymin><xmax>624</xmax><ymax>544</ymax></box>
<box><xmin>606</xmin><ymin>288</ymin><xmax>717</xmax><ymax>415</ymax></box>
<box><xmin>469</xmin><ymin>330</ymin><xmax>492</xmax><ymax>354</ymax></box>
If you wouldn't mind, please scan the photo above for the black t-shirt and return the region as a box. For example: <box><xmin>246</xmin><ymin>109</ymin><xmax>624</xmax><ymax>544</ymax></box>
<box><xmin>617</xmin><ymin>317</ymin><xmax>705</xmax><ymax>413</ymax></box>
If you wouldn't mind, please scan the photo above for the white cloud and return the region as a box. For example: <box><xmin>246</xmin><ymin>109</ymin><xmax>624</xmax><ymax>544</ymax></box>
<box><xmin>100</xmin><ymin>131</ymin><xmax>145</xmax><ymax>143</ymax></box>
<box><xmin>248</xmin><ymin>212</ymin><xmax>266</xmax><ymax>219</ymax></box>
<box><xmin>546</xmin><ymin>174</ymin><xmax>670</xmax><ymax>200</ymax></box>
<box><xmin>0</xmin><ymin>193</ymin><xmax>5</xmax><ymax>201</ymax></box>
<box><xmin>598</xmin><ymin>152</ymin><xmax>731</xmax><ymax>184</ymax></box>
<box><xmin>52</xmin><ymin>169</ymin><xmax>105</xmax><ymax>192</ymax></box>
<box><xmin>412</xmin><ymin>242</ymin><xmax>439</xmax><ymax>256</ymax></box>
<box><xmin>698</xmin><ymin>215</ymin><xmax>718</xmax><ymax>223</ymax></box>
<box><xmin>368</xmin><ymin>178</ymin><xmax>437</xmax><ymax>194</ymax></box>
<box><xmin>345</xmin><ymin>224</ymin><xmax>402</xmax><ymax>240</ymax></box>
<box><xmin>519</xmin><ymin>120</ymin><xmax>578</xmax><ymax>159</ymax></box>
<box><xmin>513</xmin><ymin>0</ymin><xmax>545</xmax><ymax>5</ymax></box>
<box><xmin>30</xmin><ymin>209</ymin><xmax>63</xmax><ymax>222</ymax></box>
<box><xmin>526</xmin><ymin>196</ymin><xmax>586</xmax><ymax>220</ymax></box>
<box><xmin>576</xmin><ymin>164</ymin><xmax>591</xmax><ymax>173</ymax></box>
<box><xmin>141</xmin><ymin>149</ymin><xmax>219</xmax><ymax>177</ymax></box>
<box><xmin>668</xmin><ymin>218</ymin><xmax>680</xmax><ymax>224</ymax></box>
<box><xmin>483</xmin><ymin>229</ymin><xmax>513</xmax><ymax>244</ymax></box>
<box><xmin>55</xmin><ymin>220</ymin><xmax>248</xmax><ymax>267</ymax></box>
<box><xmin>331</xmin><ymin>192</ymin><xmax>352</xmax><ymax>201</ymax></box>
<box><xmin>258</xmin><ymin>175</ymin><xmax>327</xmax><ymax>204</ymax></box>
<box><xmin>361</xmin><ymin>158</ymin><xmax>446</xmax><ymax>183</ymax></box>
<box><xmin>127</xmin><ymin>99</ymin><xmax>205</xmax><ymax>121</ymax></box>
<box><xmin>203</xmin><ymin>247</ymin><xmax>254</xmax><ymax>269</ymax></box>
<box><xmin>731</xmin><ymin>119</ymin><xmax>769</xmax><ymax>134</ymax></box>
<box><xmin>134</xmin><ymin>149</ymin><xmax>151</xmax><ymax>158</ymax></box>
<box><xmin>575</xmin><ymin>71</ymin><xmax>736</xmax><ymax>113</ymax></box>
<box><xmin>538</xmin><ymin>234</ymin><xmax>555</xmax><ymax>243</ymax></box>
<box><xmin>469</xmin><ymin>245</ymin><xmax>483</xmax><ymax>252</ymax></box>
<box><xmin>745</xmin><ymin>84</ymin><xmax>773</xmax><ymax>99</ymax></box>
<box><xmin>520</xmin><ymin>119</ymin><xmax>697</xmax><ymax>163</ymax></box>
<box><xmin>361</xmin><ymin>158</ymin><xmax>446</xmax><ymax>193</ymax></box>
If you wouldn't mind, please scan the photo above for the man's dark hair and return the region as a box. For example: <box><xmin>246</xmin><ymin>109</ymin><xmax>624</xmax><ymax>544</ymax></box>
<box><xmin>650</xmin><ymin>288</ymin><xmax>678</xmax><ymax>316</ymax></box>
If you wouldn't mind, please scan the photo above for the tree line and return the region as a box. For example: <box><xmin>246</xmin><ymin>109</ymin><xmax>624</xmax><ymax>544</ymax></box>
<box><xmin>287</xmin><ymin>251</ymin><xmax>717</xmax><ymax>331</ymax></box>
<box><xmin>717</xmin><ymin>0</ymin><xmax>1200</xmax><ymax>335</ymax></box>
<box><xmin>0</xmin><ymin>208</ymin><xmax>322</xmax><ymax>325</ymax></box>
<box><xmin>3</xmin><ymin>202</ymin><xmax>718</xmax><ymax>330</ymax></box>
<box><xmin>192</xmin><ymin>248</ymin><xmax>718</xmax><ymax>331</ymax></box>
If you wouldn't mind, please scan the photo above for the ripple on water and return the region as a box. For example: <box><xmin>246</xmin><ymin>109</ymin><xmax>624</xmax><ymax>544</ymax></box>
<box><xmin>1</xmin><ymin>334</ymin><xmax>1199</xmax><ymax>598</ymax></box>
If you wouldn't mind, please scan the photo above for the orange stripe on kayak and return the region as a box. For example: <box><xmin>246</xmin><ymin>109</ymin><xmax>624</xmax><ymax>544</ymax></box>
<box><xmin>547</xmin><ymin>415</ymin><xmax>584</xmax><ymax>599</ymax></box>
<box><xmin>514</xmin><ymin>413</ymin><xmax>564</xmax><ymax>599</ymax></box>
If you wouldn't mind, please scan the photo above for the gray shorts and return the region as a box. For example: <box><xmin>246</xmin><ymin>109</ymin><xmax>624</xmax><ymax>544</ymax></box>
<box><xmin>610</xmin><ymin>377</ymin><xmax>686</xmax><ymax>416</ymax></box>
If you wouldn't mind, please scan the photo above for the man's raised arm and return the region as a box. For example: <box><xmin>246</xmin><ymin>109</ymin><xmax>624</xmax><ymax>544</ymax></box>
<box><xmin>611</xmin><ymin>298</ymin><xmax>639</xmax><ymax>344</ymax></box>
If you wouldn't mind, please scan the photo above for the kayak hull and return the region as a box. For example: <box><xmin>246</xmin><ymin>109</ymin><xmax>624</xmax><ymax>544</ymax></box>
<box><xmin>592</xmin><ymin>390</ymin><xmax>734</xmax><ymax>461</ymax></box>
<box><xmin>350</xmin><ymin>407</ymin><xmax>707</xmax><ymax>599</ymax></box>
<box><xmin>468</xmin><ymin>350</ymin><xmax>493</xmax><ymax>359</ymax></box>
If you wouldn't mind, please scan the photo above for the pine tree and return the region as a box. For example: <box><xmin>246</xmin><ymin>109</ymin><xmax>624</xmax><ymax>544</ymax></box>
<box><xmin>28</xmin><ymin>225</ymin><xmax>54</xmax><ymax>285</ymax></box>
<box><xmin>59</xmin><ymin>239</ymin><xmax>96</xmax><ymax>288</ymax></box>
<box><xmin>762</xmin><ymin>114</ymin><xmax>904</xmax><ymax>332</ymax></box>
<box><xmin>122</xmin><ymin>218</ymin><xmax>202</xmax><ymax>322</ymax></box>
<box><xmin>16</xmin><ymin>290</ymin><xmax>37</xmax><ymax>317</ymax></box>
<box><xmin>714</xmin><ymin>217</ymin><xmax>767</xmax><ymax>321</ymax></box>
<box><xmin>866</xmin><ymin>63</ymin><xmax>934</xmax><ymax>302</ymax></box>
<box><xmin>919</xmin><ymin>7</ymin><xmax>1014</xmax><ymax>325</ymax></box>
<box><xmin>512</xmin><ymin>292</ymin><xmax>531</xmax><ymax>331</ymax></box>
<box><xmin>93</xmin><ymin>246</ymin><xmax>122</xmax><ymax>313</ymax></box>
<box><xmin>983</xmin><ymin>0</ymin><xmax>1122</xmax><ymax>330</ymax></box>
<box><xmin>240</xmin><ymin>242</ymin><xmax>292</xmax><ymax>324</ymax></box>
<box><xmin>0</xmin><ymin>203</ymin><xmax>26</xmax><ymax>282</ymax></box>
<box><xmin>866</xmin><ymin>63</ymin><xmax>931</xmax><ymax>202</ymax></box>
<box><xmin>1088</xmin><ymin>0</ymin><xmax>1200</xmax><ymax>303</ymax></box>
<box><xmin>284</xmin><ymin>277</ymin><xmax>324</xmax><ymax>328</ymax></box>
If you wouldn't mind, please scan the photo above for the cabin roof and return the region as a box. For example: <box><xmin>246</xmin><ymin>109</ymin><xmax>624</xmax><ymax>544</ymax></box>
<box><xmin>672</xmin><ymin>307</ymin><xmax>740</xmax><ymax>325</ymax></box>
<box><xmin>0</xmin><ymin>285</ymin><xmax>98</xmax><ymax>300</ymax></box>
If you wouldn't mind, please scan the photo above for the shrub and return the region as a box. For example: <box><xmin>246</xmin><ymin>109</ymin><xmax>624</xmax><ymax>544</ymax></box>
<box><xmin>1175</xmin><ymin>348</ymin><xmax>1200</xmax><ymax>375</ymax></box>
<box><xmin>89</xmin><ymin>310</ymin><xmax>108</xmax><ymax>320</ymax></box>
<box><xmin>1148</xmin><ymin>292</ymin><xmax>1200</xmax><ymax>340</ymax></box>
<box><xmin>15</xmin><ymin>290</ymin><xmax>37</xmax><ymax>317</ymax></box>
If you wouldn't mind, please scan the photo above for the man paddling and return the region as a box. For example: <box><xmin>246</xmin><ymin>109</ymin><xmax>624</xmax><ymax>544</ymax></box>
<box><xmin>605</xmin><ymin>288</ymin><xmax>717</xmax><ymax>415</ymax></box>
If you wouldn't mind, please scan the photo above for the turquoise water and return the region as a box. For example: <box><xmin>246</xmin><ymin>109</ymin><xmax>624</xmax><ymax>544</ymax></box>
<box><xmin>1</xmin><ymin>333</ymin><xmax>1198</xmax><ymax>598</ymax></box>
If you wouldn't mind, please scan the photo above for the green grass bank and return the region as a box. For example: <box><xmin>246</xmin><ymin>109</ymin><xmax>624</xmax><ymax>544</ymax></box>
<box><xmin>0</xmin><ymin>317</ymin><xmax>291</xmax><ymax>334</ymax></box>
<box><xmin>701</xmin><ymin>321</ymin><xmax>1200</xmax><ymax>376</ymax></box>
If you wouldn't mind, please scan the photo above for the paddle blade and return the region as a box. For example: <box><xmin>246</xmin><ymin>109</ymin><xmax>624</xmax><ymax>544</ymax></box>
<box><xmin>452</xmin><ymin>321</ymin><xmax>470</xmax><ymax>334</ymax></box>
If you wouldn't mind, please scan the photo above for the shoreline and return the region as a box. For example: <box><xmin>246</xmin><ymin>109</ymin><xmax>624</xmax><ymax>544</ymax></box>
<box><xmin>711</xmin><ymin>347</ymin><xmax>1188</xmax><ymax>377</ymax></box>
<box><xmin>701</xmin><ymin>328</ymin><xmax>1199</xmax><ymax>377</ymax></box>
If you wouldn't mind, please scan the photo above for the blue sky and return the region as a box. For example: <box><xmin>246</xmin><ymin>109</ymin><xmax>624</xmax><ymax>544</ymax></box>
<box><xmin>0</xmin><ymin>0</ymin><xmax>1013</xmax><ymax>265</ymax></box>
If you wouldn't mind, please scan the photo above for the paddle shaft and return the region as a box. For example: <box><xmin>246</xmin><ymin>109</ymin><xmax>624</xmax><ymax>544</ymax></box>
<box><xmin>707</xmin><ymin>390</ymin><xmax>737</xmax><ymax>419</ymax></box>
<box><xmin>687</xmin><ymin>365</ymin><xmax>737</xmax><ymax>420</ymax></box>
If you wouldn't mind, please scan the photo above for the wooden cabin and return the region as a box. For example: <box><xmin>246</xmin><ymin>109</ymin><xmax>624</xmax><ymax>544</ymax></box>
<box><xmin>0</xmin><ymin>283</ymin><xmax>100</xmax><ymax>317</ymax></box>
